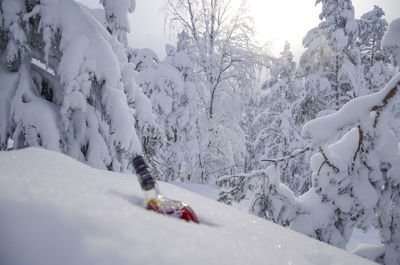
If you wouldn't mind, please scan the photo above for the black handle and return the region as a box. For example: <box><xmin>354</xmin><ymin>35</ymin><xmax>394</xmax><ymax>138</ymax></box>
<box><xmin>132</xmin><ymin>155</ymin><xmax>156</xmax><ymax>191</ymax></box>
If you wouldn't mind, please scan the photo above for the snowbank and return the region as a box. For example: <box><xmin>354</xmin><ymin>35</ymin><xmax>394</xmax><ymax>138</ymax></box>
<box><xmin>0</xmin><ymin>148</ymin><xmax>377</xmax><ymax>265</ymax></box>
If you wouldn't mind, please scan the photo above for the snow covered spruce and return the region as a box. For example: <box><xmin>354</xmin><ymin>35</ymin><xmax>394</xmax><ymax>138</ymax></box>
<box><xmin>132</xmin><ymin>45</ymin><xmax>202</xmax><ymax>182</ymax></box>
<box><xmin>0</xmin><ymin>0</ymin><xmax>163</xmax><ymax>172</ymax></box>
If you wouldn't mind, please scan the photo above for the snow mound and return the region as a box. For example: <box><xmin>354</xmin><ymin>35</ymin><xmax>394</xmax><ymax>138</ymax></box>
<box><xmin>0</xmin><ymin>148</ymin><xmax>376</xmax><ymax>265</ymax></box>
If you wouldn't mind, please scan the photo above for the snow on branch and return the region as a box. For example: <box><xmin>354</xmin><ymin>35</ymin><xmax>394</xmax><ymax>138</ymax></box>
<box><xmin>302</xmin><ymin>72</ymin><xmax>400</xmax><ymax>144</ymax></box>
<box><xmin>261</xmin><ymin>147</ymin><xmax>310</xmax><ymax>164</ymax></box>
<box><xmin>318</xmin><ymin>146</ymin><xmax>339</xmax><ymax>174</ymax></box>
<box><xmin>351</xmin><ymin>125</ymin><xmax>363</xmax><ymax>171</ymax></box>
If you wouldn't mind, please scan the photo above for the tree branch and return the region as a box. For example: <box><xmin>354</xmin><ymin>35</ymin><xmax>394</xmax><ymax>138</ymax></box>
<box><xmin>351</xmin><ymin>125</ymin><xmax>363</xmax><ymax>171</ymax></box>
<box><xmin>371</xmin><ymin>80</ymin><xmax>400</xmax><ymax>128</ymax></box>
<box><xmin>261</xmin><ymin>147</ymin><xmax>310</xmax><ymax>164</ymax></box>
<box><xmin>319</xmin><ymin>146</ymin><xmax>339</xmax><ymax>173</ymax></box>
<box><xmin>371</xmin><ymin>81</ymin><xmax>399</xmax><ymax>112</ymax></box>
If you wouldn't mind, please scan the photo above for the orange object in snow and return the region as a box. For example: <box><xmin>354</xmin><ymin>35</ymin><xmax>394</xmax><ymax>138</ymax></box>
<box><xmin>133</xmin><ymin>155</ymin><xmax>199</xmax><ymax>224</ymax></box>
<box><xmin>146</xmin><ymin>197</ymin><xmax>199</xmax><ymax>223</ymax></box>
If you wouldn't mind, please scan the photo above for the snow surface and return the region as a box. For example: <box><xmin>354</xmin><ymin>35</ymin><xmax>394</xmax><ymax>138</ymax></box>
<box><xmin>347</xmin><ymin>228</ymin><xmax>380</xmax><ymax>252</ymax></box>
<box><xmin>171</xmin><ymin>182</ymin><xmax>219</xmax><ymax>201</ymax></box>
<box><xmin>0</xmin><ymin>148</ymin><xmax>377</xmax><ymax>265</ymax></box>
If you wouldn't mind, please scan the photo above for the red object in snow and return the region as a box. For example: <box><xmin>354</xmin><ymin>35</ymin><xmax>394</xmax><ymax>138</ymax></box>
<box><xmin>146</xmin><ymin>197</ymin><xmax>199</xmax><ymax>223</ymax></box>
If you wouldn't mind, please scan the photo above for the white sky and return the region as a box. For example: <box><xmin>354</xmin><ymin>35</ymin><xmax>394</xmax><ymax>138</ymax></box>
<box><xmin>79</xmin><ymin>0</ymin><xmax>399</xmax><ymax>61</ymax></box>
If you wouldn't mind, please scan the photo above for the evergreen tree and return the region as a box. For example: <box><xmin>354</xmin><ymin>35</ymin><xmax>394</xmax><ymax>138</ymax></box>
<box><xmin>358</xmin><ymin>6</ymin><xmax>393</xmax><ymax>93</ymax></box>
<box><xmin>134</xmin><ymin>44</ymin><xmax>202</xmax><ymax>182</ymax></box>
<box><xmin>247</xmin><ymin>43</ymin><xmax>310</xmax><ymax>195</ymax></box>
<box><xmin>299</xmin><ymin>0</ymin><xmax>362</xmax><ymax>112</ymax></box>
<box><xmin>219</xmin><ymin>43</ymin><xmax>309</xmax><ymax>207</ymax></box>
<box><xmin>0</xmin><ymin>0</ymin><xmax>162</xmax><ymax>172</ymax></box>
<box><xmin>249</xmin><ymin>165</ymin><xmax>297</xmax><ymax>227</ymax></box>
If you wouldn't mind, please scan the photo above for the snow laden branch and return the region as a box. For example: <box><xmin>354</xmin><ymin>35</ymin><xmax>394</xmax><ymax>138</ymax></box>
<box><xmin>317</xmin><ymin>146</ymin><xmax>339</xmax><ymax>174</ymax></box>
<box><xmin>302</xmin><ymin>73</ymin><xmax>400</xmax><ymax>144</ymax></box>
<box><xmin>261</xmin><ymin>147</ymin><xmax>310</xmax><ymax>165</ymax></box>
<box><xmin>239</xmin><ymin>72</ymin><xmax>400</xmax><ymax>265</ymax></box>
<box><xmin>293</xmin><ymin>72</ymin><xmax>400</xmax><ymax>264</ymax></box>
<box><xmin>217</xmin><ymin>170</ymin><xmax>267</xmax><ymax>205</ymax></box>
<box><xmin>250</xmin><ymin>165</ymin><xmax>298</xmax><ymax>227</ymax></box>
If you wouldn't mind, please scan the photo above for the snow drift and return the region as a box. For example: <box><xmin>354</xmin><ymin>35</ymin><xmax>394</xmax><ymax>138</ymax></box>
<box><xmin>0</xmin><ymin>148</ymin><xmax>376</xmax><ymax>265</ymax></box>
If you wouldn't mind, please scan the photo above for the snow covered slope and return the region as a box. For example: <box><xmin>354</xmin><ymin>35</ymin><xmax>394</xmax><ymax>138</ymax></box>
<box><xmin>0</xmin><ymin>148</ymin><xmax>376</xmax><ymax>265</ymax></box>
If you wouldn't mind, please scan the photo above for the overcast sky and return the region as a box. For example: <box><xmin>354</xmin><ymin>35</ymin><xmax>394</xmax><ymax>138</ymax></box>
<box><xmin>128</xmin><ymin>0</ymin><xmax>399</xmax><ymax>61</ymax></box>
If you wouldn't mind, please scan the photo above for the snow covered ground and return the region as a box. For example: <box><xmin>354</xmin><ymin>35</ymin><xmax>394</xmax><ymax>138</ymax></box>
<box><xmin>347</xmin><ymin>228</ymin><xmax>380</xmax><ymax>252</ymax></box>
<box><xmin>0</xmin><ymin>148</ymin><xmax>377</xmax><ymax>265</ymax></box>
<box><xmin>170</xmin><ymin>181</ymin><xmax>220</xmax><ymax>200</ymax></box>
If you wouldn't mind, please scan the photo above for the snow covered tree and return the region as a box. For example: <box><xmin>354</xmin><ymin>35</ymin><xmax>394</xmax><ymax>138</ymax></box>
<box><xmin>246</xmin><ymin>43</ymin><xmax>310</xmax><ymax>195</ymax></box>
<box><xmin>358</xmin><ymin>6</ymin><xmax>393</xmax><ymax>94</ymax></box>
<box><xmin>165</xmin><ymin>0</ymin><xmax>263</xmax><ymax>116</ymax></box>
<box><xmin>134</xmin><ymin>44</ymin><xmax>202</xmax><ymax>182</ymax></box>
<box><xmin>243</xmin><ymin>13</ymin><xmax>400</xmax><ymax>265</ymax></box>
<box><xmin>242</xmin><ymin>91</ymin><xmax>269</xmax><ymax>172</ymax></box>
<box><xmin>165</xmin><ymin>0</ymin><xmax>267</xmax><ymax>183</ymax></box>
<box><xmin>100</xmin><ymin>0</ymin><xmax>136</xmax><ymax>46</ymax></box>
<box><xmin>220</xmin><ymin>18</ymin><xmax>400</xmax><ymax>263</ymax></box>
<box><xmin>219</xmin><ymin>43</ymin><xmax>309</xmax><ymax>207</ymax></box>
<box><xmin>296</xmin><ymin>72</ymin><xmax>400</xmax><ymax>263</ymax></box>
<box><xmin>0</xmin><ymin>0</ymin><xmax>162</xmax><ymax>172</ymax></box>
<box><xmin>292</xmin><ymin>73</ymin><xmax>332</xmax><ymax>127</ymax></box>
<box><xmin>245</xmin><ymin>71</ymin><xmax>400</xmax><ymax>265</ymax></box>
<box><xmin>349</xmin><ymin>18</ymin><xmax>400</xmax><ymax>265</ymax></box>
<box><xmin>263</xmin><ymin>42</ymin><xmax>296</xmax><ymax>92</ymax></box>
<box><xmin>249</xmin><ymin>165</ymin><xmax>298</xmax><ymax>226</ymax></box>
<box><xmin>217</xmin><ymin>90</ymin><xmax>267</xmax><ymax>207</ymax></box>
<box><xmin>299</xmin><ymin>0</ymin><xmax>362</xmax><ymax>112</ymax></box>
<box><xmin>217</xmin><ymin>169</ymin><xmax>265</xmax><ymax>207</ymax></box>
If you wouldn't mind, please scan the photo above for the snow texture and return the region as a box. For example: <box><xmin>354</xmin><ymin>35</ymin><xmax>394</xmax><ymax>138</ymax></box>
<box><xmin>0</xmin><ymin>147</ymin><xmax>377</xmax><ymax>265</ymax></box>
